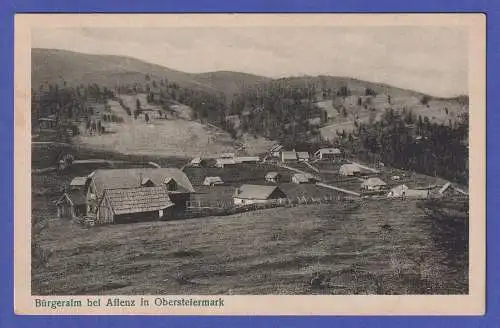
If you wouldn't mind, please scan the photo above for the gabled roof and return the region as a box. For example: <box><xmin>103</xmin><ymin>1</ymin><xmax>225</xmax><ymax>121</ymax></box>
<box><xmin>57</xmin><ymin>190</ymin><xmax>86</xmax><ymax>206</ymax></box>
<box><xmin>316</xmin><ymin>148</ymin><xmax>341</xmax><ymax>155</ymax></box>
<box><xmin>265</xmin><ymin>171</ymin><xmax>280</xmax><ymax>178</ymax></box>
<box><xmin>90</xmin><ymin>168</ymin><xmax>195</xmax><ymax>198</ymax></box>
<box><xmin>390</xmin><ymin>184</ymin><xmax>409</xmax><ymax>193</ymax></box>
<box><xmin>104</xmin><ymin>187</ymin><xmax>174</xmax><ymax>215</ymax></box>
<box><xmin>281</xmin><ymin>151</ymin><xmax>297</xmax><ymax>160</ymax></box>
<box><xmin>439</xmin><ymin>182</ymin><xmax>452</xmax><ymax>194</ymax></box>
<box><xmin>190</xmin><ymin>157</ymin><xmax>202</xmax><ymax>164</ymax></box>
<box><xmin>204</xmin><ymin>176</ymin><xmax>223</xmax><ymax>183</ymax></box>
<box><xmin>216</xmin><ymin>158</ymin><xmax>236</xmax><ymax>165</ymax></box>
<box><xmin>292</xmin><ymin>173</ymin><xmax>311</xmax><ymax>183</ymax></box>
<box><xmin>339</xmin><ymin>163</ymin><xmax>361</xmax><ymax>172</ymax></box>
<box><xmin>233</xmin><ymin>184</ymin><xmax>286</xmax><ymax>200</ymax></box>
<box><xmin>439</xmin><ymin>182</ymin><xmax>469</xmax><ymax>195</ymax></box>
<box><xmin>218</xmin><ymin>153</ymin><xmax>235</xmax><ymax>159</ymax></box>
<box><xmin>296</xmin><ymin>152</ymin><xmax>310</xmax><ymax>159</ymax></box>
<box><xmin>70</xmin><ymin>176</ymin><xmax>88</xmax><ymax>187</ymax></box>
<box><xmin>361</xmin><ymin>177</ymin><xmax>387</xmax><ymax>187</ymax></box>
<box><xmin>405</xmin><ymin>189</ymin><xmax>430</xmax><ymax>198</ymax></box>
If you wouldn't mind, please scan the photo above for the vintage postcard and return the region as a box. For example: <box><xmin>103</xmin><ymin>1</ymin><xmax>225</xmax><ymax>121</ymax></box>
<box><xmin>14</xmin><ymin>13</ymin><xmax>485</xmax><ymax>315</ymax></box>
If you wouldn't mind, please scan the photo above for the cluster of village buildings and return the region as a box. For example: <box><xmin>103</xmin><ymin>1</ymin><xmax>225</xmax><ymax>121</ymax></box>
<box><xmin>56</xmin><ymin>144</ymin><xmax>468</xmax><ymax>226</ymax></box>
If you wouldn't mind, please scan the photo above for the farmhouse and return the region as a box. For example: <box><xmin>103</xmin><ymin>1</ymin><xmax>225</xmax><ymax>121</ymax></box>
<box><xmin>86</xmin><ymin>168</ymin><xmax>195</xmax><ymax>224</ymax></box>
<box><xmin>138</xmin><ymin>109</ymin><xmax>162</xmax><ymax>121</ymax></box>
<box><xmin>296</xmin><ymin>152</ymin><xmax>310</xmax><ymax>162</ymax></box>
<box><xmin>98</xmin><ymin>187</ymin><xmax>174</xmax><ymax>224</ymax></box>
<box><xmin>56</xmin><ymin>190</ymin><xmax>87</xmax><ymax>219</ymax></box>
<box><xmin>291</xmin><ymin>173</ymin><xmax>311</xmax><ymax>184</ymax></box>
<box><xmin>215</xmin><ymin>158</ymin><xmax>236</xmax><ymax>168</ymax></box>
<box><xmin>280</xmin><ymin>151</ymin><xmax>297</xmax><ymax>163</ymax></box>
<box><xmin>203</xmin><ymin>176</ymin><xmax>224</xmax><ymax>186</ymax></box>
<box><xmin>439</xmin><ymin>182</ymin><xmax>469</xmax><ymax>197</ymax></box>
<box><xmin>189</xmin><ymin>157</ymin><xmax>202</xmax><ymax>167</ymax></box>
<box><xmin>233</xmin><ymin>184</ymin><xmax>287</xmax><ymax>206</ymax></box>
<box><xmin>57</xmin><ymin>176</ymin><xmax>90</xmax><ymax>219</ymax></box>
<box><xmin>404</xmin><ymin>189</ymin><xmax>430</xmax><ymax>199</ymax></box>
<box><xmin>265</xmin><ymin>172</ymin><xmax>281</xmax><ymax>183</ymax></box>
<box><xmin>387</xmin><ymin>184</ymin><xmax>409</xmax><ymax>198</ymax></box>
<box><xmin>339</xmin><ymin>164</ymin><xmax>361</xmax><ymax>176</ymax></box>
<box><xmin>314</xmin><ymin>148</ymin><xmax>342</xmax><ymax>160</ymax></box>
<box><xmin>361</xmin><ymin>177</ymin><xmax>387</xmax><ymax>191</ymax></box>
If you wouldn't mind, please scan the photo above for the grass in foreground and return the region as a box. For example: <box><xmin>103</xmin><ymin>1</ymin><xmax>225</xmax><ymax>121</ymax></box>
<box><xmin>32</xmin><ymin>199</ymin><xmax>468</xmax><ymax>295</ymax></box>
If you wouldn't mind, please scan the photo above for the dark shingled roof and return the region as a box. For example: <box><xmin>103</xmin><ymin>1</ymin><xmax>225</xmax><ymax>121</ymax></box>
<box><xmin>104</xmin><ymin>187</ymin><xmax>174</xmax><ymax>215</ymax></box>
<box><xmin>90</xmin><ymin>168</ymin><xmax>195</xmax><ymax>198</ymax></box>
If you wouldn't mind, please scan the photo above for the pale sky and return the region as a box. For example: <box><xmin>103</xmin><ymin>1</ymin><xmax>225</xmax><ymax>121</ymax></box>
<box><xmin>32</xmin><ymin>26</ymin><xmax>468</xmax><ymax>97</ymax></box>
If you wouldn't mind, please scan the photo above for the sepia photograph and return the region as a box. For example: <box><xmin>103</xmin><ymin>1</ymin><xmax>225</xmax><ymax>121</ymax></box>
<box><xmin>13</xmin><ymin>14</ymin><xmax>485</xmax><ymax>315</ymax></box>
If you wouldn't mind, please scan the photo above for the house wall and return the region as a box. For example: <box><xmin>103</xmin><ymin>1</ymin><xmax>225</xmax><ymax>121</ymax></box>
<box><xmin>86</xmin><ymin>179</ymin><xmax>99</xmax><ymax>215</ymax></box>
<box><xmin>363</xmin><ymin>185</ymin><xmax>385</xmax><ymax>191</ymax></box>
<box><xmin>168</xmin><ymin>193</ymin><xmax>191</xmax><ymax>214</ymax></box>
<box><xmin>57</xmin><ymin>203</ymin><xmax>73</xmax><ymax>219</ymax></box>
<box><xmin>97</xmin><ymin>196</ymin><xmax>114</xmax><ymax>224</ymax></box>
<box><xmin>114</xmin><ymin>211</ymin><xmax>160</xmax><ymax>224</ymax></box>
<box><xmin>292</xmin><ymin>176</ymin><xmax>308</xmax><ymax>184</ymax></box>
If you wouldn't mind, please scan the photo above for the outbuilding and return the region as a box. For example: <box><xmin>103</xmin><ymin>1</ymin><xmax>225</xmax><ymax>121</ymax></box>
<box><xmin>280</xmin><ymin>151</ymin><xmax>297</xmax><ymax>163</ymax></box>
<box><xmin>361</xmin><ymin>177</ymin><xmax>387</xmax><ymax>191</ymax></box>
<box><xmin>98</xmin><ymin>186</ymin><xmax>175</xmax><ymax>224</ymax></box>
<box><xmin>291</xmin><ymin>173</ymin><xmax>311</xmax><ymax>184</ymax></box>
<box><xmin>233</xmin><ymin>184</ymin><xmax>287</xmax><ymax>206</ymax></box>
<box><xmin>189</xmin><ymin>157</ymin><xmax>202</xmax><ymax>167</ymax></box>
<box><xmin>339</xmin><ymin>163</ymin><xmax>361</xmax><ymax>176</ymax></box>
<box><xmin>203</xmin><ymin>176</ymin><xmax>224</xmax><ymax>186</ymax></box>
<box><xmin>439</xmin><ymin>182</ymin><xmax>469</xmax><ymax>197</ymax></box>
<box><xmin>296</xmin><ymin>152</ymin><xmax>310</xmax><ymax>162</ymax></box>
<box><xmin>265</xmin><ymin>172</ymin><xmax>281</xmax><ymax>183</ymax></box>
<box><xmin>387</xmin><ymin>184</ymin><xmax>409</xmax><ymax>198</ymax></box>
<box><xmin>56</xmin><ymin>190</ymin><xmax>87</xmax><ymax>219</ymax></box>
<box><xmin>215</xmin><ymin>158</ymin><xmax>236</xmax><ymax>168</ymax></box>
<box><xmin>314</xmin><ymin>148</ymin><xmax>342</xmax><ymax>160</ymax></box>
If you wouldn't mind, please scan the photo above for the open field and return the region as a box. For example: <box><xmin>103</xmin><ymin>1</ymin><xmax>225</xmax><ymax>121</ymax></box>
<box><xmin>32</xmin><ymin>195</ymin><xmax>468</xmax><ymax>295</ymax></box>
<box><xmin>71</xmin><ymin>94</ymin><xmax>275</xmax><ymax>159</ymax></box>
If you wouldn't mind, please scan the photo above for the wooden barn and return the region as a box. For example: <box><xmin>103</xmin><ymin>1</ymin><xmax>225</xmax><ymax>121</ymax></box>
<box><xmin>56</xmin><ymin>190</ymin><xmax>87</xmax><ymax>219</ymax></box>
<box><xmin>86</xmin><ymin>168</ymin><xmax>195</xmax><ymax>224</ymax></box>
<box><xmin>314</xmin><ymin>148</ymin><xmax>342</xmax><ymax>160</ymax></box>
<box><xmin>203</xmin><ymin>176</ymin><xmax>224</xmax><ymax>186</ymax></box>
<box><xmin>296</xmin><ymin>152</ymin><xmax>310</xmax><ymax>162</ymax></box>
<box><xmin>339</xmin><ymin>163</ymin><xmax>361</xmax><ymax>176</ymax></box>
<box><xmin>265</xmin><ymin>172</ymin><xmax>281</xmax><ymax>183</ymax></box>
<box><xmin>215</xmin><ymin>158</ymin><xmax>236</xmax><ymax>168</ymax></box>
<box><xmin>361</xmin><ymin>177</ymin><xmax>387</xmax><ymax>191</ymax></box>
<box><xmin>291</xmin><ymin>173</ymin><xmax>311</xmax><ymax>184</ymax></box>
<box><xmin>98</xmin><ymin>187</ymin><xmax>175</xmax><ymax>224</ymax></box>
<box><xmin>233</xmin><ymin>184</ymin><xmax>287</xmax><ymax>206</ymax></box>
<box><xmin>280</xmin><ymin>151</ymin><xmax>297</xmax><ymax>163</ymax></box>
<box><xmin>438</xmin><ymin>182</ymin><xmax>469</xmax><ymax>198</ymax></box>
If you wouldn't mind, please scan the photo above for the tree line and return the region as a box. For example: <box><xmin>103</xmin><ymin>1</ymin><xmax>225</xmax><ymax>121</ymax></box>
<box><xmin>337</xmin><ymin>108</ymin><xmax>469</xmax><ymax>185</ymax></box>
